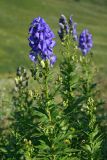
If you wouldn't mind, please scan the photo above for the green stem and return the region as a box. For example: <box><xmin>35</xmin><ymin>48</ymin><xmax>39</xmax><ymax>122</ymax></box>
<box><xmin>44</xmin><ymin>61</ymin><xmax>49</xmax><ymax>101</ymax></box>
<box><xmin>43</xmin><ymin>61</ymin><xmax>52</xmax><ymax>122</ymax></box>
<box><xmin>43</xmin><ymin>61</ymin><xmax>56</xmax><ymax>158</ymax></box>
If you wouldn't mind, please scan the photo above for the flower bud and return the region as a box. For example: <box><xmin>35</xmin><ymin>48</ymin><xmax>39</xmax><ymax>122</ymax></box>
<box><xmin>40</xmin><ymin>60</ymin><xmax>45</xmax><ymax>68</ymax></box>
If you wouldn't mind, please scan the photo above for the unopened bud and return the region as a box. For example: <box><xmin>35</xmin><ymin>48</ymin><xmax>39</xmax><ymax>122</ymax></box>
<box><xmin>29</xmin><ymin>140</ymin><xmax>32</xmax><ymax>145</ymax></box>
<box><xmin>15</xmin><ymin>78</ymin><xmax>19</xmax><ymax>85</ymax></box>
<box><xmin>41</xmin><ymin>60</ymin><xmax>45</xmax><ymax>68</ymax></box>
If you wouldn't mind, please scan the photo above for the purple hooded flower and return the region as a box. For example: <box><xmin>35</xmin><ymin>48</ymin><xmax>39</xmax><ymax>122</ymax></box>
<box><xmin>79</xmin><ymin>29</ymin><xmax>93</xmax><ymax>55</ymax></box>
<box><xmin>28</xmin><ymin>17</ymin><xmax>56</xmax><ymax>65</ymax></box>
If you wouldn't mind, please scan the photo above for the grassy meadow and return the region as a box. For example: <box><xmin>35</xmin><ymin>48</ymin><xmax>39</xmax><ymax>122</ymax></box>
<box><xmin>0</xmin><ymin>0</ymin><xmax>107</xmax><ymax>94</ymax></box>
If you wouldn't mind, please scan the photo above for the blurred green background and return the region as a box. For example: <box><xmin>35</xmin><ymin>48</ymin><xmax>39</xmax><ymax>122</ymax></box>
<box><xmin>0</xmin><ymin>0</ymin><xmax>107</xmax><ymax>77</ymax></box>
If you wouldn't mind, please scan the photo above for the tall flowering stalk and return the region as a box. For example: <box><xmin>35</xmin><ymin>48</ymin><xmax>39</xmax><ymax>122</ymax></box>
<box><xmin>28</xmin><ymin>17</ymin><xmax>71</xmax><ymax>159</ymax></box>
<box><xmin>58</xmin><ymin>14</ymin><xmax>102</xmax><ymax>159</ymax></box>
<box><xmin>29</xmin><ymin>17</ymin><xmax>58</xmax><ymax>159</ymax></box>
<box><xmin>58</xmin><ymin>15</ymin><xmax>82</xmax><ymax>159</ymax></box>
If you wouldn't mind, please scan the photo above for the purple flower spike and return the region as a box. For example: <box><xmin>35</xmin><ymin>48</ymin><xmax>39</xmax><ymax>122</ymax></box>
<box><xmin>72</xmin><ymin>23</ymin><xmax>78</xmax><ymax>41</ymax></box>
<box><xmin>58</xmin><ymin>14</ymin><xmax>78</xmax><ymax>42</ymax></box>
<box><xmin>28</xmin><ymin>17</ymin><xmax>56</xmax><ymax>66</ymax></box>
<box><xmin>69</xmin><ymin>16</ymin><xmax>73</xmax><ymax>25</ymax></box>
<box><xmin>79</xmin><ymin>29</ymin><xmax>93</xmax><ymax>55</ymax></box>
<box><xmin>58</xmin><ymin>14</ymin><xmax>69</xmax><ymax>41</ymax></box>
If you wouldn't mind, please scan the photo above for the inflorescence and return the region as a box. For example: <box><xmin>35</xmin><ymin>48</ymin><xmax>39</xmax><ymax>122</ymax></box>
<box><xmin>58</xmin><ymin>15</ymin><xmax>78</xmax><ymax>42</ymax></box>
<box><xmin>28</xmin><ymin>17</ymin><xmax>56</xmax><ymax>66</ymax></box>
<box><xmin>79</xmin><ymin>29</ymin><xmax>93</xmax><ymax>55</ymax></box>
<box><xmin>58</xmin><ymin>14</ymin><xmax>93</xmax><ymax>55</ymax></box>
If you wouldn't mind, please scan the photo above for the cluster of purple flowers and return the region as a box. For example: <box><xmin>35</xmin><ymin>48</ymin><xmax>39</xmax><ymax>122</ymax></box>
<box><xmin>28</xmin><ymin>15</ymin><xmax>93</xmax><ymax>63</ymax></box>
<box><xmin>79</xmin><ymin>29</ymin><xmax>93</xmax><ymax>55</ymax></box>
<box><xmin>28</xmin><ymin>17</ymin><xmax>56</xmax><ymax>66</ymax></box>
<box><xmin>58</xmin><ymin>15</ymin><xmax>78</xmax><ymax>41</ymax></box>
<box><xmin>58</xmin><ymin>14</ymin><xmax>93</xmax><ymax>55</ymax></box>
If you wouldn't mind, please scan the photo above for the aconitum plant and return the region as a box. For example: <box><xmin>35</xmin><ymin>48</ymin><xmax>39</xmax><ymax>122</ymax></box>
<box><xmin>58</xmin><ymin>14</ymin><xmax>102</xmax><ymax>160</ymax></box>
<box><xmin>28</xmin><ymin>16</ymin><xmax>56</xmax><ymax>66</ymax></box>
<box><xmin>0</xmin><ymin>15</ymin><xmax>104</xmax><ymax>160</ymax></box>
